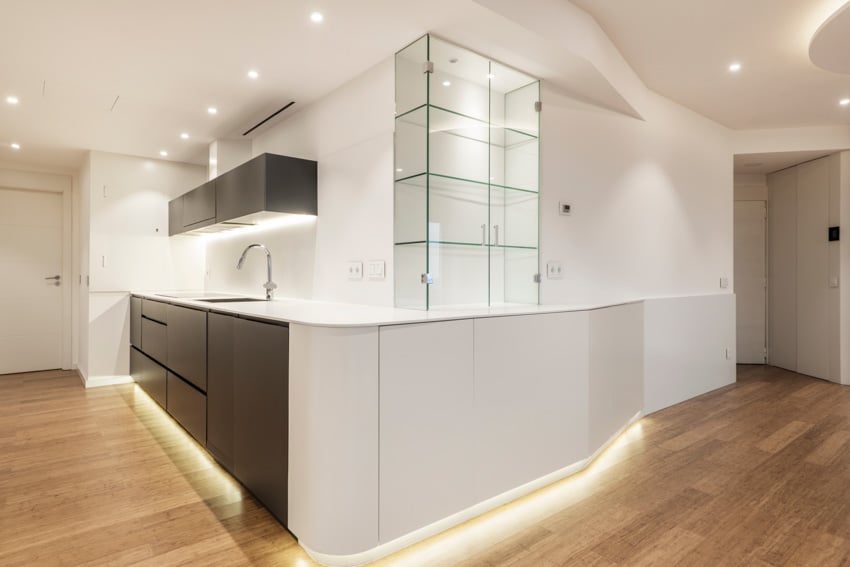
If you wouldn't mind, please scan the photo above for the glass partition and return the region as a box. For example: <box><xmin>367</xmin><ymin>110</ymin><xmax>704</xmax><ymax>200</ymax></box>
<box><xmin>394</xmin><ymin>34</ymin><xmax>540</xmax><ymax>310</ymax></box>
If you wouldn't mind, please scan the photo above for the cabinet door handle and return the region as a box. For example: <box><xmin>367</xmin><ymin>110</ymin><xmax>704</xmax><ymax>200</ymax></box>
<box><xmin>481</xmin><ymin>224</ymin><xmax>487</xmax><ymax>246</ymax></box>
<box><xmin>44</xmin><ymin>275</ymin><xmax>60</xmax><ymax>280</ymax></box>
<box><xmin>493</xmin><ymin>225</ymin><xmax>500</xmax><ymax>247</ymax></box>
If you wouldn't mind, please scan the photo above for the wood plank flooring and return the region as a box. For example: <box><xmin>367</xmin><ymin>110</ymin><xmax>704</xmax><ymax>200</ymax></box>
<box><xmin>3</xmin><ymin>365</ymin><xmax>850</xmax><ymax>566</ymax></box>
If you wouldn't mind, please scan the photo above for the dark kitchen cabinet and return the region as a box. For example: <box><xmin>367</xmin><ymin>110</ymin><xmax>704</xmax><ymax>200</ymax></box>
<box><xmin>130</xmin><ymin>347</ymin><xmax>167</xmax><ymax>408</ymax></box>
<box><xmin>166</xmin><ymin>304</ymin><xmax>207</xmax><ymax>391</ymax></box>
<box><xmin>167</xmin><ymin>372</ymin><xmax>207</xmax><ymax>444</ymax></box>
<box><xmin>233</xmin><ymin>317</ymin><xmax>289</xmax><ymax>525</ymax></box>
<box><xmin>207</xmin><ymin>312</ymin><xmax>235</xmax><ymax>470</ymax></box>
<box><xmin>215</xmin><ymin>153</ymin><xmax>317</xmax><ymax>223</ymax></box>
<box><xmin>141</xmin><ymin>318</ymin><xmax>167</xmax><ymax>365</ymax></box>
<box><xmin>182</xmin><ymin>180</ymin><xmax>215</xmax><ymax>229</ymax></box>
<box><xmin>130</xmin><ymin>296</ymin><xmax>141</xmax><ymax>349</ymax></box>
<box><xmin>141</xmin><ymin>298</ymin><xmax>167</xmax><ymax>324</ymax></box>
<box><xmin>168</xmin><ymin>197</ymin><xmax>183</xmax><ymax>236</ymax></box>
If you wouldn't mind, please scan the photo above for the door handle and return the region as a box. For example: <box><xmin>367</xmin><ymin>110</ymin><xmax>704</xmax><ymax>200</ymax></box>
<box><xmin>44</xmin><ymin>275</ymin><xmax>60</xmax><ymax>280</ymax></box>
<box><xmin>481</xmin><ymin>224</ymin><xmax>487</xmax><ymax>246</ymax></box>
<box><xmin>493</xmin><ymin>224</ymin><xmax>500</xmax><ymax>247</ymax></box>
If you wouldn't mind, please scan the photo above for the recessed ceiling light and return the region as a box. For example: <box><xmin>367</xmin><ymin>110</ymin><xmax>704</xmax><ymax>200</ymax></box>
<box><xmin>247</xmin><ymin>70</ymin><xmax>259</xmax><ymax>79</ymax></box>
<box><xmin>180</xmin><ymin>132</ymin><xmax>189</xmax><ymax>139</ymax></box>
<box><xmin>5</xmin><ymin>96</ymin><xmax>18</xmax><ymax>105</ymax></box>
<box><xmin>396</xmin><ymin>168</ymin><xmax>403</xmax><ymax>172</ymax></box>
<box><xmin>840</xmin><ymin>98</ymin><xmax>850</xmax><ymax>106</ymax></box>
<box><xmin>310</xmin><ymin>11</ymin><xmax>324</xmax><ymax>23</ymax></box>
<box><xmin>207</xmin><ymin>106</ymin><xmax>218</xmax><ymax>115</ymax></box>
<box><xmin>442</xmin><ymin>80</ymin><xmax>451</xmax><ymax>87</ymax></box>
<box><xmin>159</xmin><ymin>150</ymin><xmax>168</xmax><ymax>157</ymax></box>
<box><xmin>728</xmin><ymin>62</ymin><xmax>742</xmax><ymax>72</ymax></box>
<box><xmin>10</xmin><ymin>142</ymin><xmax>20</xmax><ymax>150</ymax></box>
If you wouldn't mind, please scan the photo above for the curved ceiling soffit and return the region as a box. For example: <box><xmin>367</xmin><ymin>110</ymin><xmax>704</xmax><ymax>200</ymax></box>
<box><xmin>810</xmin><ymin>0</ymin><xmax>850</xmax><ymax>74</ymax></box>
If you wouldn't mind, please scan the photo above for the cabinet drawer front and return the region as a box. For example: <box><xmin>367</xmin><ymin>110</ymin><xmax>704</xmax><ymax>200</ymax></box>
<box><xmin>130</xmin><ymin>347</ymin><xmax>167</xmax><ymax>408</ymax></box>
<box><xmin>166</xmin><ymin>304</ymin><xmax>207</xmax><ymax>391</ymax></box>
<box><xmin>141</xmin><ymin>318</ymin><xmax>167</xmax><ymax>364</ymax></box>
<box><xmin>141</xmin><ymin>299</ymin><xmax>168</xmax><ymax>324</ymax></box>
<box><xmin>167</xmin><ymin>372</ymin><xmax>207</xmax><ymax>445</ymax></box>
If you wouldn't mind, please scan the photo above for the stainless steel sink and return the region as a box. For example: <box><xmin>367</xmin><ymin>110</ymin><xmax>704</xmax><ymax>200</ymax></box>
<box><xmin>195</xmin><ymin>297</ymin><xmax>267</xmax><ymax>303</ymax></box>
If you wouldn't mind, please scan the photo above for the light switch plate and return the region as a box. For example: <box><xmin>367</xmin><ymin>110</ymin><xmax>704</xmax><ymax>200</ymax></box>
<box><xmin>547</xmin><ymin>261</ymin><xmax>564</xmax><ymax>279</ymax></box>
<box><xmin>719</xmin><ymin>277</ymin><xmax>729</xmax><ymax>289</ymax></box>
<box><xmin>347</xmin><ymin>261</ymin><xmax>363</xmax><ymax>280</ymax></box>
<box><xmin>367</xmin><ymin>260</ymin><xmax>385</xmax><ymax>280</ymax></box>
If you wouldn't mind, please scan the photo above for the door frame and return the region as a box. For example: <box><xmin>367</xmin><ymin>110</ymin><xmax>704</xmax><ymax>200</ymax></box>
<box><xmin>734</xmin><ymin>198</ymin><xmax>769</xmax><ymax>364</ymax></box>
<box><xmin>0</xmin><ymin>165</ymin><xmax>74</xmax><ymax>371</ymax></box>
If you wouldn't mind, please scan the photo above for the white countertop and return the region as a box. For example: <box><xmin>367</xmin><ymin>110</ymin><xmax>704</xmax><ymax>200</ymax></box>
<box><xmin>132</xmin><ymin>290</ymin><xmax>642</xmax><ymax>327</ymax></box>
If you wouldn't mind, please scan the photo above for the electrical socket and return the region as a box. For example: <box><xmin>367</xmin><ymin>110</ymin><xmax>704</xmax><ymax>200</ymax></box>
<box><xmin>547</xmin><ymin>261</ymin><xmax>564</xmax><ymax>279</ymax></box>
<box><xmin>347</xmin><ymin>261</ymin><xmax>363</xmax><ymax>280</ymax></box>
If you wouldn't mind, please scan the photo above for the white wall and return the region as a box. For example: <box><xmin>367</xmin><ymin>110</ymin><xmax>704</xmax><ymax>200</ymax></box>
<box><xmin>734</xmin><ymin>173</ymin><xmax>768</xmax><ymax>202</ymax></box>
<box><xmin>205</xmin><ymin>58</ymin><xmax>395</xmax><ymax>306</ymax></box>
<box><xmin>81</xmin><ymin>151</ymin><xmax>206</xmax><ymax>382</ymax></box>
<box><xmin>539</xmin><ymin>89</ymin><xmax>733</xmax><ymax>304</ymax></box>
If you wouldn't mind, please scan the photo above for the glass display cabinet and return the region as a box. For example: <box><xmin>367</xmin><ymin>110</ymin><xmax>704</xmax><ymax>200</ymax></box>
<box><xmin>394</xmin><ymin>34</ymin><xmax>540</xmax><ymax>310</ymax></box>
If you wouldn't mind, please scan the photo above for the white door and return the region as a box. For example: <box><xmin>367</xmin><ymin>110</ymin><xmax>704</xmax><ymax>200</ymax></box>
<box><xmin>0</xmin><ymin>188</ymin><xmax>63</xmax><ymax>374</ymax></box>
<box><xmin>734</xmin><ymin>200</ymin><xmax>767</xmax><ymax>363</ymax></box>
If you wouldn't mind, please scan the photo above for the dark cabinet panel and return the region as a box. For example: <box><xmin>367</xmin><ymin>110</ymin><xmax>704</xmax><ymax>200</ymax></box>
<box><xmin>215</xmin><ymin>158</ymin><xmax>264</xmax><ymax>222</ymax></box>
<box><xmin>141</xmin><ymin>318</ymin><xmax>167</xmax><ymax>365</ymax></box>
<box><xmin>167</xmin><ymin>372</ymin><xmax>207</xmax><ymax>444</ymax></box>
<box><xmin>141</xmin><ymin>299</ymin><xmax>167</xmax><ymax>324</ymax></box>
<box><xmin>183</xmin><ymin>180</ymin><xmax>216</xmax><ymax>227</ymax></box>
<box><xmin>265</xmin><ymin>153</ymin><xmax>318</xmax><ymax>216</ymax></box>
<box><xmin>168</xmin><ymin>197</ymin><xmax>183</xmax><ymax>236</ymax></box>
<box><xmin>130</xmin><ymin>296</ymin><xmax>142</xmax><ymax>349</ymax></box>
<box><xmin>207</xmin><ymin>312</ymin><xmax>235</xmax><ymax>470</ymax></box>
<box><xmin>130</xmin><ymin>347</ymin><xmax>167</xmax><ymax>408</ymax></box>
<box><xmin>233</xmin><ymin>317</ymin><xmax>289</xmax><ymax>525</ymax></box>
<box><xmin>166</xmin><ymin>304</ymin><xmax>207</xmax><ymax>391</ymax></box>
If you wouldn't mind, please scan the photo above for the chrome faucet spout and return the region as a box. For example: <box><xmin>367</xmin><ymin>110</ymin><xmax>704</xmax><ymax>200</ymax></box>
<box><xmin>236</xmin><ymin>243</ymin><xmax>277</xmax><ymax>300</ymax></box>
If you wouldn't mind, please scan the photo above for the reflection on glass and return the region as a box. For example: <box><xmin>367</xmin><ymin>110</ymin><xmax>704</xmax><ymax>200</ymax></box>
<box><xmin>394</xmin><ymin>34</ymin><xmax>540</xmax><ymax>309</ymax></box>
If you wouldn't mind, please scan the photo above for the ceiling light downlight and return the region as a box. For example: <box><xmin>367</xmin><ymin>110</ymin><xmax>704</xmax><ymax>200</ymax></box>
<box><xmin>840</xmin><ymin>98</ymin><xmax>850</xmax><ymax>106</ymax></box>
<box><xmin>10</xmin><ymin>142</ymin><xmax>20</xmax><ymax>150</ymax></box>
<box><xmin>442</xmin><ymin>80</ymin><xmax>451</xmax><ymax>87</ymax></box>
<box><xmin>207</xmin><ymin>106</ymin><xmax>218</xmax><ymax>115</ymax></box>
<box><xmin>5</xmin><ymin>95</ymin><xmax>18</xmax><ymax>105</ymax></box>
<box><xmin>248</xmin><ymin>70</ymin><xmax>259</xmax><ymax>79</ymax></box>
<box><xmin>310</xmin><ymin>11</ymin><xmax>324</xmax><ymax>23</ymax></box>
<box><xmin>728</xmin><ymin>62</ymin><xmax>742</xmax><ymax>72</ymax></box>
<box><xmin>160</xmin><ymin>150</ymin><xmax>168</xmax><ymax>157</ymax></box>
<box><xmin>180</xmin><ymin>132</ymin><xmax>190</xmax><ymax>139</ymax></box>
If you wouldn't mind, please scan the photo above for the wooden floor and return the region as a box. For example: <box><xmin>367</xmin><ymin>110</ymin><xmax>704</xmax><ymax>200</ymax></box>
<box><xmin>3</xmin><ymin>366</ymin><xmax>850</xmax><ymax>566</ymax></box>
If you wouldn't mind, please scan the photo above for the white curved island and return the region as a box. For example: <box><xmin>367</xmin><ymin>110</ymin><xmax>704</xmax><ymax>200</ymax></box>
<box><xmin>131</xmin><ymin>292</ymin><xmax>735</xmax><ymax>566</ymax></box>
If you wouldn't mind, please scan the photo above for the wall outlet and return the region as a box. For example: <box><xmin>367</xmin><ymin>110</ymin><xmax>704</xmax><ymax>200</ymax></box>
<box><xmin>367</xmin><ymin>260</ymin><xmax>385</xmax><ymax>280</ymax></box>
<box><xmin>559</xmin><ymin>202</ymin><xmax>571</xmax><ymax>216</ymax></box>
<box><xmin>347</xmin><ymin>261</ymin><xmax>363</xmax><ymax>280</ymax></box>
<box><xmin>547</xmin><ymin>261</ymin><xmax>564</xmax><ymax>279</ymax></box>
<box><xmin>719</xmin><ymin>277</ymin><xmax>729</xmax><ymax>289</ymax></box>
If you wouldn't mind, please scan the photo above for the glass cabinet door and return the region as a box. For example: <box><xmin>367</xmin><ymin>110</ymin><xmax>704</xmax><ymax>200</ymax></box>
<box><xmin>394</xmin><ymin>35</ymin><xmax>540</xmax><ymax>310</ymax></box>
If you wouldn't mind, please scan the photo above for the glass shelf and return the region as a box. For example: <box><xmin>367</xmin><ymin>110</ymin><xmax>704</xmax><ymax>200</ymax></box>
<box><xmin>394</xmin><ymin>171</ymin><xmax>538</xmax><ymax>195</ymax></box>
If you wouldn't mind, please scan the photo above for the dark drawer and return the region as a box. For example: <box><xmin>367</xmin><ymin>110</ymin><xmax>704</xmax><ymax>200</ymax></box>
<box><xmin>130</xmin><ymin>347</ymin><xmax>167</xmax><ymax>408</ymax></box>
<box><xmin>130</xmin><ymin>296</ymin><xmax>142</xmax><ymax>349</ymax></box>
<box><xmin>167</xmin><ymin>372</ymin><xmax>207</xmax><ymax>444</ymax></box>
<box><xmin>142</xmin><ymin>299</ymin><xmax>168</xmax><ymax>324</ymax></box>
<box><xmin>166</xmin><ymin>304</ymin><xmax>207</xmax><ymax>392</ymax></box>
<box><xmin>141</xmin><ymin>318</ymin><xmax>167</xmax><ymax>364</ymax></box>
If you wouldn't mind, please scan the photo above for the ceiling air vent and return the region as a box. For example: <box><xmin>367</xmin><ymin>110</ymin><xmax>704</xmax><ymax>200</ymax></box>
<box><xmin>242</xmin><ymin>101</ymin><xmax>296</xmax><ymax>136</ymax></box>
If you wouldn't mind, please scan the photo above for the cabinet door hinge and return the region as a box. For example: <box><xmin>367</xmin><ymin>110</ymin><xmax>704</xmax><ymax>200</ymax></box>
<box><xmin>534</xmin><ymin>101</ymin><xmax>542</xmax><ymax>112</ymax></box>
<box><xmin>423</xmin><ymin>61</ymin><xmax>434</xmax><ymax>74</ymax></box>
<box><xmin>533</xmin><ymin>273</ymin><xmax>542</xmax><ymax>283</ymax></box>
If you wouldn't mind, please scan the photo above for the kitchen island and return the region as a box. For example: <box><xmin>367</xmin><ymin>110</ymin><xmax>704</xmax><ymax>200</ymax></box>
<box><xmin>129</xmin><ymin>291</ymin><xmax>734</xmax><ymax>566</ymax></box>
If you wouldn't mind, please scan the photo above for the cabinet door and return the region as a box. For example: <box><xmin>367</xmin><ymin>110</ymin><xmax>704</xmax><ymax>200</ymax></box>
<box><xmin>215</xmin><ymin>158</ymin><xmax>263</xmax><ymax>222</ymax></box>
<box><xmin>183</xmin><ymin>181</ymin><xmax>216</xmax><ymax>227</ymax></box>
<box><xmin>473</xmin><ymin>312</ymin><xmax>589</xmax><ymax>500</ymax></box>
<box><xmin>141</xmin><ymin>318</ymin><xmax>167</xmax><ymax>365</ymax></box>
<box><xmin>130</xmin><ymin>347</ymin><xmax>167</xmax><ymax>408</ymax></box>
<box><xmin>233</xmin><ymin>317</ymin><xmax>289</xmax><ymax>524</ymax></box>
<box><xmin>130</xmin><ymin>296</ymin><xmax>142</xmax><ymax>349</ymax></box>
<box><xmin>378</xmin><ymin>319</ymin><xmax>475</xmax><ymax>543</ymax></box>
<box><xmin>166</xmin><ymin>304</ymin><xmax>207</xmax><ymax>391</ymax></box>
<box><xmin>207</xmin><ymin>312</ymin><xmax>235</xmax><ymax>470</ymax></box>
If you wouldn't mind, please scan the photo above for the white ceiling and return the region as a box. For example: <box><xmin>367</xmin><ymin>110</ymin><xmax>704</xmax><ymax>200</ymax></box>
<box><xmin>3</xmin><ymin>0</ymin><xmax>850</xmax><ymax>172</ymax></box>
<box><xmin>571</xmin><ymin>0</ymin><xmax>850</xmax><ymax>130</ymax></box>
<box><xmin>734</xmin><ymin>150</ymin><xmax>834</xmax><ymax>175</ymax></box>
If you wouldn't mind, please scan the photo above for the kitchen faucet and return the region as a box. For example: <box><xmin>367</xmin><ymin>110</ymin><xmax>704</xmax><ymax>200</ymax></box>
<box><xmin>236</xmin><ymin>243</ymin><xmax>277</xmax><ymax>300</ymax></box>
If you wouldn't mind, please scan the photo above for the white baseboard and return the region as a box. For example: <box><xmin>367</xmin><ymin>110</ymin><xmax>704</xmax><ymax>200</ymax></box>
<box><xmin>84</xmin><ymin>374</ymin><xmax>134</xmax><ymax>388</ymax></box>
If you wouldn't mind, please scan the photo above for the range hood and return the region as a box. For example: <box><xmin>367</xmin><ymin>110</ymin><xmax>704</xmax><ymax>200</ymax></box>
<box><xmin>169</xmin><ymin>152</ymin><xmax>317</xmax><ymax>236</ymax></box>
